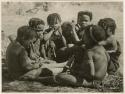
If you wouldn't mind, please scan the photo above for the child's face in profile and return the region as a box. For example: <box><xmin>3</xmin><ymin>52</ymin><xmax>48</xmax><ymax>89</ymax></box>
<box><xmin>99</xmin><ymin>22</ymin><xmax>113</xmax><ymax>37</ymax></box>
<box><xmin>23</xmin><ymin>36</ymin><xmax>37</xmax><ymax>49</ymax></box>
<box><xmin>79</xmin><ymin>15</ymin><xmax>91</xmax><ymax>28</ymax></box>
<box><xmin>105</xmin><ymin>27</ymin><xmax>113</xmax><ymax>37</ymax></box>
<box><xmin>22</xmin><ymin>39</ymin><xmax>31</xmax><ymax>49</ymax></box>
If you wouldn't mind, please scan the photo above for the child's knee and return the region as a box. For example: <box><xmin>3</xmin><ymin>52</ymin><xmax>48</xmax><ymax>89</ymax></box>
<box><xmin>55</xmin><ymin>73</ymin><xmax>78</xmax><ymax>86</ymax></box>
<box><xmin>19</xmin><ymin>68</ymin><xmax>42</xmax><ymax>80</ymax></box>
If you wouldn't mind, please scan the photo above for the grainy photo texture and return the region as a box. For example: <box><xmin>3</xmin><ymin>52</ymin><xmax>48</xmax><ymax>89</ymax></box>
<box><xmin>2</xmin><ymin>1</ymin><xmax>123</xmax><ymax>92</ymax></box>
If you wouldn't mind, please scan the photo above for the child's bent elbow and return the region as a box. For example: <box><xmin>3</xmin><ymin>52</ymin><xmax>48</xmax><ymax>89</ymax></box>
<box><xmin>91</xmin><ymin>73</ymin><xmax>95</xmax><ymax>77</ymax></box>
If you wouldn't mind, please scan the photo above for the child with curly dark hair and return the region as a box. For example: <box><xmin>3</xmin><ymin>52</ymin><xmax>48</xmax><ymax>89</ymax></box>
<box><xmin>43</xmin><ymin>13</ymin><xmax>67</xmax><ymax>61</ymax></box>
<box><xmin>98</xmin><ymin>18</ymin><xmax>121</xmax><ymax>75</ymax></box>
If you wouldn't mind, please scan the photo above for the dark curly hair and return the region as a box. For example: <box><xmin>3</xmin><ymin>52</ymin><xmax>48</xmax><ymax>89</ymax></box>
<box><xmin>61</xmin><ymin>22</ymin><xmax>73</xmax><ymax>41</ymax></box>
<box><xmin>85</xmin><ymin>25</ymin><xmax>106</xmax><ymax>43</ymax></box>
<box><xmin>98</xmin><ymin>18</ymin><xmax>116</xmax><ymax>34</ymax></box>
<box><xmin>77</xmin><ymin>11</ymin><xmax>93</xmax><ymax>23</ymax></box>
<box><xmin>47</xmin><ymin>13</ymin><xmax>61</xmax><ymax>26</ymax></box>
<box><xmin>16</xmin><ymin>26</ymin><xmax>37</xmax><ymax>43</ymax></box>
<box><xmin>29</xmin><ymin>18</ymin><xmax>45</xmax><ymax>31</ymax></box>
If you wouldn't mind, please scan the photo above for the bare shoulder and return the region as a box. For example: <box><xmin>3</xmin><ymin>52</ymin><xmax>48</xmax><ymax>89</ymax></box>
<box><xmin>7</xmin><ymin>41</ymin><xmax>25</xmax><ymax>54</ymax></box>
<box><xmin>89</xmin><ymin>45</ymin><xmax>107</xmax><ymax>61</ymax></box>
<box><xmin>107</xmin><ymin>35</ymin><xmax>117</xmax><ymax>44</ymax></box>
<box><xmin>89</xmin><ymin>45</ymin><xmax>105</xmax><ymax>54</ymax></box>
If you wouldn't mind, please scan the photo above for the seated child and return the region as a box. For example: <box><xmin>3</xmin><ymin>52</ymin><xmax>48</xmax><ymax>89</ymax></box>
<box><xmin>98</xmin><ymin>18</ymin><xmax>121</xmax><ymax>75</ymax></box>
<box><xmin>61</xmin><ymin>21</ymin><xmax>78</xmax><ymax>47</ymax></box>
<box><xmin>55</xmin><ymin>21</ymin><xmax>76</xmax><ymax>63</ymax></box>
<box><xmin>75</xmin><ymin>11</ymin><xmax>93</xmax><ymax>41</ymax></box>
<box><xmin>28</xmin><ymin>18</ymin><xmax>56</xmax><ymax>64</ymax></box>
<box><xmin>32</xmin><ymin>25</ymin><xmax>109</xmax><ymax>88</ymax></box>
<box><xmin>56</xmin><ymin>21</ymin><xmax>85</xmax><ymax>64</ymax></box>
<box><xmin>6</xmin><ymin>26</ymin><xmax>43</xmax><ymax>80</ymax></box>
<box><xmin>28</xmin><ymin>18</ymin><xmax>45</xmax><ymax>61</ymax></box>
<box><xmin>43</xmin><ymin>13</ymin><xmax>67</xmax><ymax>61</ymax></box>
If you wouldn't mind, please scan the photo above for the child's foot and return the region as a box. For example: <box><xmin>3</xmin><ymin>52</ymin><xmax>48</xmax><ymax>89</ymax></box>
<box><xmin>82</xmin><ymin>80</ymin><xmax>94</xmax><ymax>88</ymax></box>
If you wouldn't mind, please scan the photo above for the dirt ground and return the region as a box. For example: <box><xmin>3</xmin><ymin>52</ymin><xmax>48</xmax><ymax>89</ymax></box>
<box><xmin>1</xmin><ymin>2</ymin><xmax>123</xmax><ymax>92</ymax></box>
<box><xmin>2</xmin><ymin>66</ymin><xmax>123</xmax><ymax>92</ymax></box>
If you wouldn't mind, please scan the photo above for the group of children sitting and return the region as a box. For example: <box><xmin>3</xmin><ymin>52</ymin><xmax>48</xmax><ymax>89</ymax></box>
<box><xmin>6</xmin><ymin>11</ymin><xmax>121</xmax><ymax>88</ymax></box>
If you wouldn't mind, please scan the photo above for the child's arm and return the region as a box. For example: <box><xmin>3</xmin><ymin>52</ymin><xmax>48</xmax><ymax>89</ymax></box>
<box><xmin>72</xmin><ymin>29</ymin><xmax>80</xmax><ymax>42</ymax></box>
<box><xmin>99</xmin><ymin>36</ymin><xmax>118</xmax><ymax>52</ymax></box>
<box><xmin>40</xmin><ymin>44</ymin><xmax>47</xmax><ymax>59</ymax></box>
<box><xmin>57</xmin><ymin>27</ymin><xmax>67</xmax><ymax>47</ymax></box>
<box><xmin>88</xmin><ymin>60</ymin><xmax>95</xmax><ymax>77</ymax></box>
<box><xmin>60</xmin><ymin>35</ymin><xmax>67</xmax><ymax>47</ymax></box>
<box><xmin>111</xmin><ymin>38</ymin><xmax>118</xmax><ymax>51</ymax></box>
<box><xmin>87</xmin><ymin>51</ymin><xmax>95</xmax><ymax>77</ymax></box>
<box><xmin>43</xmin><ymin>28</ymin><xmax>55</xmax><ymax>41</ymax></box>
<box><xmin>20</xmin><ymin>49</ymin><xmax>42</xmax><ymax>71</ymax></box>
<box><xmin>79</xmin><ymin>51</ymin><xmax>95</xmax><ymax>79</ymax></box>
<box><xmin>29</xmin><ymin>43</ymin><xmax>40</xmax><ymax>60</ymax></box>
<box><xmin>39</xmin><ymin>40</ymin><xmax>47</xmax><ymax>59</ymax></box>
<box><xmin>98</xmin><ymin>40</ymin><xmax>107</xmax><ymax>45</ymax></box>
<box><xmin>71</xmin><ymin>23</ymin><xmax>80</xmax><ymax>42</ymax></box>
<box><xmin>67</xmin><ymin>44</ymin><xmax>74</xmax><ymax>48</ymax></box>
<box><xmin>99</xmin><ymin>35</ymin><xmax>114</xmax><ymax>46</ymax></box>
<box><xmin>62</xmin><ymin>55</ymin><xmax>75</xmax><ymax>73</ymax></box>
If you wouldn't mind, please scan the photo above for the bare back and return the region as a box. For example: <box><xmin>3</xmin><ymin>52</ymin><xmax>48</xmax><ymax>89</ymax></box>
<box><xmin>89</xmin><ymin>45</ymin><xmax>109</xmax><ymax>80</ymax></box>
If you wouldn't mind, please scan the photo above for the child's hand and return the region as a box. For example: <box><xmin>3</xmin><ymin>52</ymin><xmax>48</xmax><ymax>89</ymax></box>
<box><xmin>82</xmin><ymin>79</ymin><xmax>94</xmax><ymax>88</ymax></box>
<box><xmin>37</xmin><ymin>57</ymin><xmax>44</xmax><ymax>63</ymax></box>
<box><xmin>106</xmin><ymin>50</ymin><xmax>117</xmax><ymax>53</ymax></box>
<box><xmin>50</xmin><ymin>41</ymin><xmax>55</xmax><ymax>48</ymax></box>
<box><xmin>33</xmin><ymin>63</ymin><xmax>42</xmax><ymax>69</ymax></box>
<box><xmin>41</xmin><ymin>59</ymin><xmax>56</xmax><ymax>64</ymax></box>
<box><xmin>62</xmin><ymin>65</ymin><xmax>70</xmax><ymax>73</ymax></box>
<box><xmin>71</xmin><ymin>22</ymin><xmax>76</xmax><ymax>31</ymax></box>
<box><xmin>54</xmin><ymin>25</ymin><xmax>61</xmax><ymax>32</ymax></box>
<box><xmin>98</xmin><ymin>41</ymin><xmax>106</xmax><ymax>45</ymax></box>
<box><xmin>55</xmin><ymin>26</ymin><xmax>62</xmax><ymax>36</ymax></box>
<box><xmin>67</xmin><ymin>44</ymin><xmax>74</xmax><ymax>48</ymax></box>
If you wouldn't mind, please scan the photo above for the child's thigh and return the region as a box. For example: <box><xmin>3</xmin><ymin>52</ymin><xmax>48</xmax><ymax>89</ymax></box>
<box><xmin>19</xmin><ymin>68</ymin><xmax>42</xmax><ymax>80</ymax></box>
<box><xmin>56</xmin><ymin>73</ymin><xmax>82</xmax><ymax>86</ymax></box>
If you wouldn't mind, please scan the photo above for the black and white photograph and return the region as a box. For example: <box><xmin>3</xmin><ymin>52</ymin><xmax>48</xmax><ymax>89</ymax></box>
<box><xmin>1</xmin><ymin>0</ymin><xmax>123</xmax><ymax>92</ymax></box>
